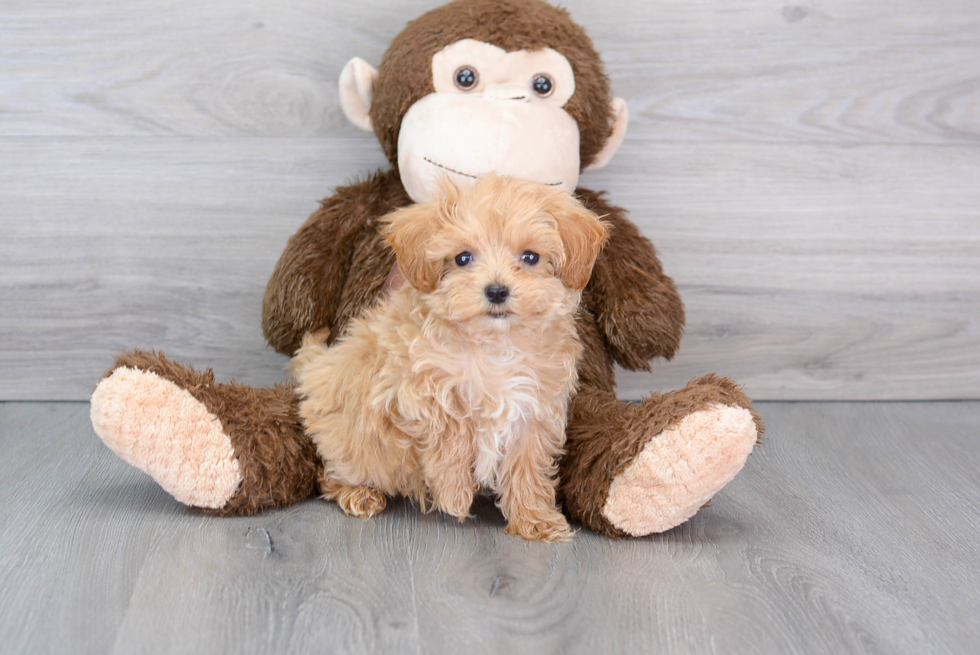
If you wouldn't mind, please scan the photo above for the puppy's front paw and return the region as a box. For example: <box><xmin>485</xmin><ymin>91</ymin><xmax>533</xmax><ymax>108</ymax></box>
<box><xmin>335</xmin><ymin>485</ymin><xmax>387</xmax><ymax>519</ymax></box>
<box><xmin>433</xmin><ymin>483</ymin><xmax>476</xmax><ymax>521</ymax></box>
<box><xmin>505</xmin><ymin>510</ymin><xmax>574</xmax><ymax>542</ymax></box>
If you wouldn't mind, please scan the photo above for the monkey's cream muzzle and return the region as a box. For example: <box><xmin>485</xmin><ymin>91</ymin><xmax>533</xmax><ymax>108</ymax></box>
<box><xmin>396</xmin><ymin>92</ymin><xmax>581</xmax><ymax>203</ymax></box>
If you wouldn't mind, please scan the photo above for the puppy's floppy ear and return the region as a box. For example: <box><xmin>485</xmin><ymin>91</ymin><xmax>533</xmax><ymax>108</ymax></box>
<box><xmin>382</xmin><ymin>202</ymin><xmax>444</xmax><ymax>294</ymax></box>
<box><xmin>550</xmin><ymin>193</ymin><xmax>610</xmax><ymax>290</ymax></box>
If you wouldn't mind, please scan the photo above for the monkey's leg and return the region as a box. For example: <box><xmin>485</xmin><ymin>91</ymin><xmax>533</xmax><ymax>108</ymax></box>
<box><xmin>90</xmin><ymin>350</ymin><xmax>319</xmax><ymax>515</ymax></box>
<box><xmin>559</xmin><ymin>377</ymin><xmax>763</xmax><ymax>539</ymax></box>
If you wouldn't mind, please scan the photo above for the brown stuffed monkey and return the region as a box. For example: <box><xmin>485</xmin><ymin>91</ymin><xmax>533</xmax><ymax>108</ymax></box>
<box><xmin>91</xmin><ymin>0</ymin><xmax>762</xmax><ymax>539</ymax></box>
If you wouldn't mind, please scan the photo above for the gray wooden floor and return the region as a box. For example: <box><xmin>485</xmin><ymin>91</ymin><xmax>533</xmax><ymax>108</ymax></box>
<box><xmin>1</xmin><ymin>401</ymin><xmax>977</xmax><ymax>654</ymax></box>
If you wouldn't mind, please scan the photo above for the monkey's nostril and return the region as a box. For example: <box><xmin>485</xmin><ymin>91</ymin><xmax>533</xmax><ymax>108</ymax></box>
<box><xmin>485</xmin><ymin>284</ymin><xmax>509</xmax><ymax>305</ymax></box>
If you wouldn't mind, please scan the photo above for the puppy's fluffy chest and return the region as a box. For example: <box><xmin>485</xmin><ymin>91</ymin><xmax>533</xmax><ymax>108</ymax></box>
<box><xmin>462</xmin><ymin>348</ymin><xmax>542</xmax><ymax>488</ymax></box>
<box><xmin>410</xmin><ymin>325</ymin><xmax>579</xmax><ymax>488</ymax></box>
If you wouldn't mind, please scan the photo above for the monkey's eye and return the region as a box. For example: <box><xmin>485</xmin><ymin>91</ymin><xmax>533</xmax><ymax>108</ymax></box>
<box><xmin>454</xmin><ymin>251</ymin><xmax>473</xmax><ymax>266</ymax></box>
<box><xmin>454</xmin><ymin>66</ymin><xmax>479</xmax><ymax>91</ymax></box>
<box><xmin>531</xmin><ymin>74</ymin><xmax>554</xmax><ymax>98</ymax></box>
<box><xmin>521</xmin><ymin>251</ymin><xmax>540</xmax><ymax>266</ymax></box>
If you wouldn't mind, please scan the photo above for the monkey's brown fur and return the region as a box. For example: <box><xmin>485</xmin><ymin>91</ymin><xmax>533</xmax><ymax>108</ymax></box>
<box><xmin>98</xmin><ymin>0</ymin><xmax>762</xmax><ymax>539</ymax></box>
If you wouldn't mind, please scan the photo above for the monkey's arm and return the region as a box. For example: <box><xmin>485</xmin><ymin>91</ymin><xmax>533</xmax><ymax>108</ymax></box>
<box><xmin>262</xmin><ymin>169</ymin><xmax>410</xmax><ymax>355</ymax></box>
<box><xmin>576</xmin><ymin>188</ymin><xmax>685</xmax><ymax>370</ymax></box>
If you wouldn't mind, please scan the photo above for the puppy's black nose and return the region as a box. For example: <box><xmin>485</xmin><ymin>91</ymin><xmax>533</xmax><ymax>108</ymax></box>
<box><xmin>485</xmin><ymin>284</ymin><xmax>509</xmax><ymax>305</ymax></box>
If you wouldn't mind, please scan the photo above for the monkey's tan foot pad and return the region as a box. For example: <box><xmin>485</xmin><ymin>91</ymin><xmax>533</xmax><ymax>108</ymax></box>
<box><xmin>91</xmin><ymin>367</ymin><xmax>243</xmax><ymax>509</ymax></box>
<box><xmin>602</xmin><ymin>403</ymin><xmax>757</xmax><ymax>537</ymax></box>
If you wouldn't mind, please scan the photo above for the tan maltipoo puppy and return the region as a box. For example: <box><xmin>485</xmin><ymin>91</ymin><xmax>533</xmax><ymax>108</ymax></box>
<box><xmin>290</xmin><ymin>174</ymin><xmax>609</xmax><ymax>541</ymax></box>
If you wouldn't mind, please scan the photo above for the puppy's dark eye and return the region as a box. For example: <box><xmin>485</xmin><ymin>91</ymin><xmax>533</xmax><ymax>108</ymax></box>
<box><xmin>531</xmin><ymin>74</ymin><xmax>554</xmax><ymax>98</ymax></box>
<box><xmin>521</xmin><ymin>251</ymin><xmax>540</xmax><ymax>266</ymax></box>
<box><xmin>454</xmin><ymin>251</ymin><xmax>473</xmax><ymax>266</ymax></box>
<box><xmin>454</xmin><ymin>66</ymin><xmax>479</xmax><ymax>91</ymax></box>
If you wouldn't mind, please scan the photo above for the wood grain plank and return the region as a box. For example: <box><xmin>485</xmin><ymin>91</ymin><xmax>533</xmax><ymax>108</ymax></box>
<box><xmin>1</xmin><ymin>401</ymin><xmax>979</xmax><ymax>653</ymax></box>
<box><xmin>2</xmin><ymin>137</ymin><xmax>977</xmax><ymax>400</ymax></box>
<box><xmin>0</xmin><ymin>137</ymin><xmax>388</xmax><ymax>399</ymax></box>
<box><xmin>1</xmin><ymin>0</ymin><xmax>977</xmax><ymax>144</ymax></box>
<box><xmin>0</xmin><ymin>403</ymin><xmax>185</xmax><ymax>654</ymax></box>
<box><xmin>601</xmin><ymin>141</ymin><xmax>980</xmax><ymax>400</ymax></box>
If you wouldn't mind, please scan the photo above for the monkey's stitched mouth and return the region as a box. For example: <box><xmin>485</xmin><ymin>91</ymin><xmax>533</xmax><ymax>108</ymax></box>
<box><xmin>423</xmin><ymin>157</ymin><xmax>563</xmax><ymax>187</ymax></box>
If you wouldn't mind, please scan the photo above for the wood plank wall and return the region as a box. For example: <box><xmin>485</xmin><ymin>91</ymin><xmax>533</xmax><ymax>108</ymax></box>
<box><xmin>1</xmin><ymin>0</ymin><xmax>978</xmax><ymax>400</ymax></box>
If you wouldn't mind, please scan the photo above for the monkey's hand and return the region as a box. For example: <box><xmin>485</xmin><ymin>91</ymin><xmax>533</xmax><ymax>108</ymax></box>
<box><xmin>262</xmin><ymin>171</ymin><xmax>406</xmax><ymax>356</ymax></box>
<box><xmin>577</xmin><ymin>189</ymin><xmax>685</xmax><ymax>370</ymax></box>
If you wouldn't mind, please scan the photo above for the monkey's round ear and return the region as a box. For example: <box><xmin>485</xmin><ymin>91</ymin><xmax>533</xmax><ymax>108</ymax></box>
<box><xmin>583</xmin><ymin>97</ymin><xmax>629</xmax><ymax>172</ymax></box>
<box><xmin>339</xmin><ymin>57</ymin><xmax>378</xmax><ymax>132</ymax></box>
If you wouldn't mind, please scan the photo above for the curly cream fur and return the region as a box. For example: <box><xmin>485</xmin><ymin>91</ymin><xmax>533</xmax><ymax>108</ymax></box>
<box><xmin>291</xmin><ymin>175</ymin><xmax>608</xmax><ymax>542</ymax></box>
